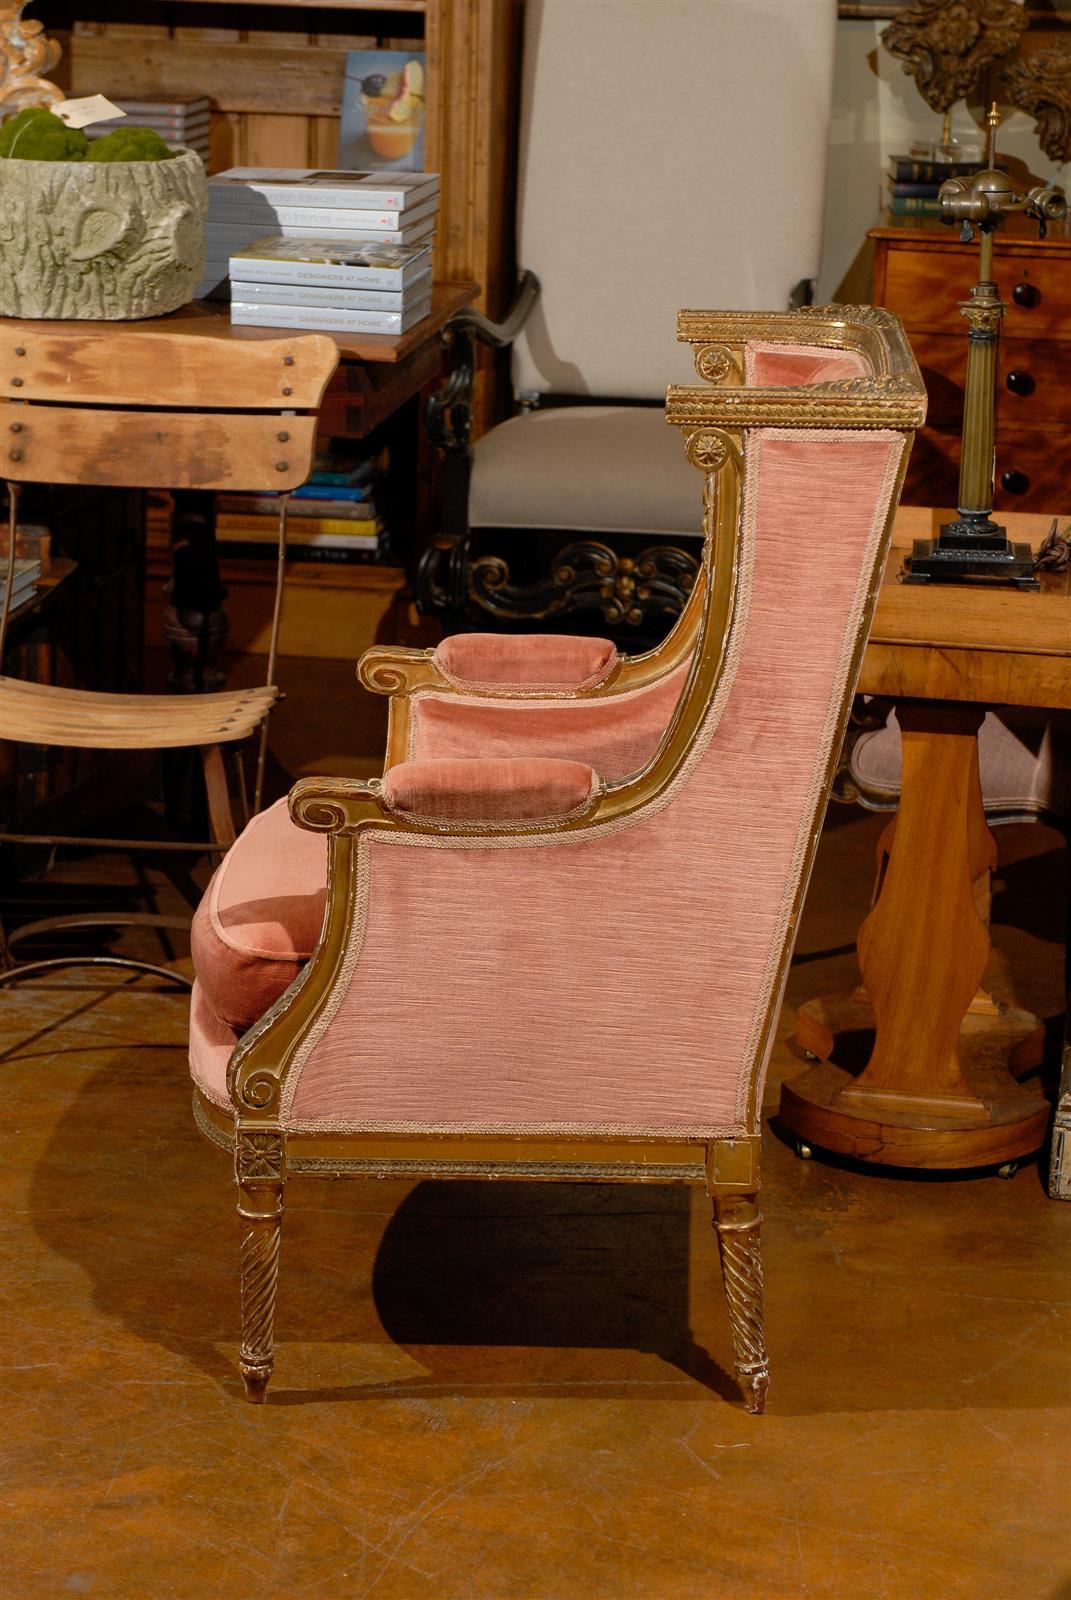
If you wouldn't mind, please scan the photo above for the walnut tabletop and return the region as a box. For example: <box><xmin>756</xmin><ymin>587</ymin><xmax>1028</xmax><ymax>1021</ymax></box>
<box><xmin>1</xmin><ymin>281</ymin><xmax>477</xmax><ymax>366</ymax></box>
<box><xmin>860</xmin><ymin>507</ymin><xmax>1071</xmax><ymax>709</ymax></box>
<box><xmin>780</xmin><ymin>504</ymin><xmax>1069</xmax><ymax>1177</ymax></box>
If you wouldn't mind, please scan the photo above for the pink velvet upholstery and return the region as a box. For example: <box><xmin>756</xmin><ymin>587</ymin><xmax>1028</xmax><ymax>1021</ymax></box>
<box><xmin>406</xmin><ymin>665</ymin><xmax>690</xmax><ymax>778</ymax></box>
<box><xmin>383</xmin><ymin>757</ymin><xmax>598</xmax><ymax>822</ymax></box>
<box><xmin>190</xmin><ymin>797</ymin><xmax>326</xmax><ymax>1031</ymax></box>
<box><xmin>189</xmin><ymin>980</ymin><xmax>241</xmax><ymax>1109</ymax></box>
<box><xmin>281</xmin><ymin>428</ymin><xmax>902</xmax><ymax>1133</ymax></box>
<box><xmin>746</xmin><ymin>343</ymin><xmax>868</xmax><ymax>388</ymax></box>
<box><xmin>434</xmin><ymin>632</ymin><xmax>617</xmax><ymax>690</ymax></box>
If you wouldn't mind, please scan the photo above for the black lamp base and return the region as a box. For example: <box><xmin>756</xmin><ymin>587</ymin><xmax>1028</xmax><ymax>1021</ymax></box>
<box><xmin>903</xmin><ymin>515</ymin><xmax>1039</xmax><ymax>589</ymax></box>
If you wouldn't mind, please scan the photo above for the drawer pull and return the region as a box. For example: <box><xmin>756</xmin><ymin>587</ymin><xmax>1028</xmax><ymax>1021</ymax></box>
<box><xmin>1012</xmin><ymin>282</ymin><xmax>1041</xmax><ymax>308</ymax></box>
<box><xmin>1005</xmin><ymin>369</ymin><xmax>1036</xmax><ymax>396</ymax></box>
<box><xmin>1000</xmin><ymin>469</ymin><xmax>1031</xmax><ymax>495</ymax></box>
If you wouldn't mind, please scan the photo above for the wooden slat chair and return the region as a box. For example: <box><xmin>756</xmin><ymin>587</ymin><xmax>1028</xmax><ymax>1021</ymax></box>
<box><xmin>0</xmin><ymin>322</ymin><xmax>339</xmax><ymax>985</ymax></box>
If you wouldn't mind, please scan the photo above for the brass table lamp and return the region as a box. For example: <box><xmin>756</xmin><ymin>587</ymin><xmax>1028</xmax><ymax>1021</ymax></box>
<box><xmin>904</xmin><ymin>106</ymin><xmax>1066</xmax><ymax>589</ymax></box>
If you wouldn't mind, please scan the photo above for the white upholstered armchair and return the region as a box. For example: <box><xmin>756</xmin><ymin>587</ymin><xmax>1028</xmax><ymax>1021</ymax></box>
<box><xmin>418</xmin><ymin>0</ymin><xmax>839</xmax><ymax>638</ymax></box>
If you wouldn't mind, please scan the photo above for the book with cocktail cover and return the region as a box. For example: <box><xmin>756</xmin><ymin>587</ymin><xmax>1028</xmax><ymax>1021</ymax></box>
<box><xmin>339</xmin><ymin>52</ymin><xmax>427</xmax><ymax>173</ymax></box>
<box><xmin>209</xmin><ymin>168</ymin><xmax>438</xmax><ymax>211</ymax></box>
<box><xmin>227</xmin><ymin>237</ymin><xmax>432</xmax><ymax>291</ymax></box>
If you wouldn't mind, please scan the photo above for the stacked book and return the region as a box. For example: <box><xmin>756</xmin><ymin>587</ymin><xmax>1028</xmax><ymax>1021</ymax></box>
<box><xmin>0</xmin><ymin>556</ymin><xmax>42</xmax><ymax>611</ymax></box>
<box><xmin>886</xmin><ymin>151</ymin><xmax>989</xmax><ymax>216</ymax></box>
<box><xmin>215</xmin><ymin>452</ymin><xmax>383</xmax><ymax>564</ymax></box>
<box><xmin>87</xmin><ymin>96</ymin><xmax>211</xmax><ymax>162</ymax></box>
<box><xmin>199</xmin><ymin>168</ymin><xmax>437</xmax><ymax>321</ymax></box>
<box><xmin>225</xmin><ymin>237</ymin><xmax>432</xmax><ymax>334</ymax></box>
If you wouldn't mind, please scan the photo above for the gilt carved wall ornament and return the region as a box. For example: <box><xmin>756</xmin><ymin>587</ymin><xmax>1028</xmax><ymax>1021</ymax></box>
<box><xmin>881</xmin><ymin>0</ymin><xmax>1029</xmax><ymax>113</ymax></box>
<box><xmin>1005</xmin><ymin>41</ymin><xmax>1071</xmax><ymax>163</ymax></box>
<box><xmin>0</xmin><ymin>1</ymin><xmax>63</xmax><ymax>110</ymax></box>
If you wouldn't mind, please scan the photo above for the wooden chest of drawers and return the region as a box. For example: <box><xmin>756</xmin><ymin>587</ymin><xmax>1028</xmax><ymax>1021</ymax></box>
<box><xmin>869</xmin><ymin>214</ymin><xmax>1071</xmax><ymax>513</ymax></box>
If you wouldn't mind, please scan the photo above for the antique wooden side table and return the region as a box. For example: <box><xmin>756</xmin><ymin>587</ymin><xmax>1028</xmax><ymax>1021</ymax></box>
<box><xmin>780</xmin><ymin>506</ymin><xmax>1069</xmax><ymax>1174</ymax></box>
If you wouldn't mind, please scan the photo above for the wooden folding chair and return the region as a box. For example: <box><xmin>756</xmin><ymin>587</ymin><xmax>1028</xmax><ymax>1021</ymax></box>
<box><xmin>0</xmin><ymin>321</ymin><xmax>339</xmax><ymax>985</ymax></box>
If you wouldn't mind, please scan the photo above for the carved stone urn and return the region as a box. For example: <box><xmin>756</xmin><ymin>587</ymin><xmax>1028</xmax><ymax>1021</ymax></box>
<box><xmin>0</xmin><ymin>147</ymin><xmax>207</xmax><ymax>319</ymax></box>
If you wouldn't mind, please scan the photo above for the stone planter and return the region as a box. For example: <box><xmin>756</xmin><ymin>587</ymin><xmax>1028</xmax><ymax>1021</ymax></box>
<box><xmin>0</xmin><ymin>148</ymin><xmax>207</xmax><ymax>320</ymax></box>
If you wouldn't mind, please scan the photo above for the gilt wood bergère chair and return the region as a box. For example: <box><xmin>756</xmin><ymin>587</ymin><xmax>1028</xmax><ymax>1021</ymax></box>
<box><xmin>0</xmin><ymin>320</ymin><xmax>338</xmax><ymax>983</ymax></box>
<box><xmin>189</xmin><ymin>305</ymin><xmax>925</xmax><ymax>1411</ymax></box>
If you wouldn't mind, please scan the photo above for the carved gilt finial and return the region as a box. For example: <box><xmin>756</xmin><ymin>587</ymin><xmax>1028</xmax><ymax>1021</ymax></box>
<box><xmin>0</xmin><ymin>1</ymin><xmax>64</xmax><ymax>112</ymax></box>
<box><xmin>1004</xmin><ymin>41</ymin><xmax>1071</xmax><ymax>165</ymax></box>
<box><xmin>881</xmin><ymin>0</ymin><xmax>1028</xmax><ymax>116</ymax></box>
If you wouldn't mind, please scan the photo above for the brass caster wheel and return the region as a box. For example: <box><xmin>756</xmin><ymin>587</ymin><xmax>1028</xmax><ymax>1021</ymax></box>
<box><xmin>794</xmin><ymin>1139</ymin><xmax>813</xmax><ymax>1161</ymax></box>
<box><xmin>997</xmin><ymin>1160</ymin><xmax>1020</xmax><ymax>1180</ymax></box>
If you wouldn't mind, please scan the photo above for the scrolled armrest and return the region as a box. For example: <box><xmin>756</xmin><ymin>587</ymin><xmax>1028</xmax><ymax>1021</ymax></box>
<box><xmin>290</xmin><ymin>758</ymin><xmax>602</xmax><ymax>836</ymax></box>
<box><xmin>357</xmin><ymin>645</ymin><xmax>447</xmax><ymax>697</ymax></box>
<box><xmin>446</xmin><ymin>269</ymin><xmax>540</xmax><ymax>350</ymax></box>
<box><xmin>358</xmin><ymin>633</ymin><xmax>620</xmax><ymax>701</ymax></box>
<box><xmin>383</xmin><ymin>757</ymin><xmax>600</xmax><ymax>824</ymax></box>
<box><xmin>434</xmin><ymin>633</ymin><xmax>619</xmax><ymax>693</ymax></box>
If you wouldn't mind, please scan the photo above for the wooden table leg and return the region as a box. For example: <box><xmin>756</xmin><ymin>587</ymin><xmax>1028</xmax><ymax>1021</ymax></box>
<box><xmin>780</xmin><ymin>701</ymin><xmax>1049</xmax><ymax>1169</ymax></box>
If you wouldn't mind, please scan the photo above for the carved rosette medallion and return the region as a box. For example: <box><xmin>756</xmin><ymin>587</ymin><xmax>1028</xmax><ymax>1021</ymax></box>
<box><xmin>881</xmin><ymin>0</ymin><xmax>1028</xmax><ymax>114</ymax></box>
<box><xmin>1005</xmin><ymin>42</ymin><xmax>1071</xmax><ymax>165</ymax></box>
<box><xmin>237</xmin><ymin>1129</ymin><xmax>284</xmax><ymax>1182</ymax></box>
<box><xmin>694</xmin><ymin>344</ymin><xmax>739</xmax><ymax>386</ymax></box>
<box><xmin>684</xmin><ymin>429</ymin><xmax>732</xmax><ymax>474</ymax></box>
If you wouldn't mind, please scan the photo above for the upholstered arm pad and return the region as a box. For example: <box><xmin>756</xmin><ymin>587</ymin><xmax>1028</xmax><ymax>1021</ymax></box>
<box><xmin>433</xmin><ymin>633</ymin><xmax>618</xmax><ymax>692</ymax></box>
<box><xmin>382</xmin><ymin>756</ymin><xmax>600</xmax><ymax>824</ymax></box>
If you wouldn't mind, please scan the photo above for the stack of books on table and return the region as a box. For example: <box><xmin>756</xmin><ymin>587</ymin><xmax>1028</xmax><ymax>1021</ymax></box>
<box><xmin>225</xmin><ymin>237</ymin><xmax>433</xmax><ymax>333</ymax></box>
<box><xmin>0</xmin><ymin>556</ymin><xmax>42</xmax><ymax>610</ymax></box>
<box><xmin>198</xmin><ymin>168</ymin><xmax>437</xmax><ymax>319</ymax></box>
<box><xmin>215</xmin><ymin>453</ymin><xmax>384</xmax><ymax>564</ymax></box>
<box><xmin>886</xmin><ymin>151</ymin><xmax>991</xmax><ymax>216</ymax></box>
<box><xmin>87</xmin><ymin>96</ymin><xmax>211</xmax><ymax>162</ymax></box>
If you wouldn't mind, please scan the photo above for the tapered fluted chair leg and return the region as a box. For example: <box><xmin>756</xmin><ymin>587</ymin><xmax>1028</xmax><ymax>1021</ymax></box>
<box><xmin>712</xmin><ymin>1192</ymin><xmax>770</xmax><ymax>1414</ymax></box>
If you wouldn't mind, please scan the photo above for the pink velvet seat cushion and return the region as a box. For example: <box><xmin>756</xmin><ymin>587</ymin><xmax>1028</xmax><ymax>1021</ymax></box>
<box><xmin>190</xmin><ymin>796</ymin><xmax>328</xmax><ymax>1031</ymax></box>
<box><xmin>434</xmin><ymin>632</ymin><xmax>617</xmax><ymax>691</ymax></box>
<box><xmin>383</xmin><ymin>756</ymin><xmax>598</xmax><ymax>823</ymax></box>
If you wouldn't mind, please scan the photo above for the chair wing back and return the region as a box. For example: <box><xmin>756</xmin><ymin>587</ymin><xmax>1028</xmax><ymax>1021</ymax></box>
<box><xmin>512</xmin><ymin>0</ymin><xmax>837</xmax><ymax>400</ymax></box>
<box><xmin>232</xmin><ymin>308</ymin><xmax>924</xmax><ymax>1144</ymax></box>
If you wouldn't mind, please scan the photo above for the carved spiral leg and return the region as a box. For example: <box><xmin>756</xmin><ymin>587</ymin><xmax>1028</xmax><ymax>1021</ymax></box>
<box><xmin>236</xmin><ymin>1142</ymin><xmax>285</xmax><ymax>1403</ymax></box>
<box><xmin>712</xmin><ymin>1193</ymin><xmax>769</xmax><ymax>1415</ymax></box>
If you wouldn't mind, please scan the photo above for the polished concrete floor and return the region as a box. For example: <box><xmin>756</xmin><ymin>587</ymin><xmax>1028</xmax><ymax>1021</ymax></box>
<box><xmin>2</xmin><ymin>805</ymin><xmax>1069</xmax><ymax>1600</ymax></box>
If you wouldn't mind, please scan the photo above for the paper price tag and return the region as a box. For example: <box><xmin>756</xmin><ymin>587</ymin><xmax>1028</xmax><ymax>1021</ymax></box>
<box><xmin>52</xmin><ymin>95</ymin><xmax>126</xmax><ymax>130</ymax></box>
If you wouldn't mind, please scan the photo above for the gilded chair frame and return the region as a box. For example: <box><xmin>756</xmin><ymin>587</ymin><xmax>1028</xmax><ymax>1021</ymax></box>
<box><xmin>192</xmin><ymin>305</ymin><xmax>925</xmax><ymax>1412</ymax></box>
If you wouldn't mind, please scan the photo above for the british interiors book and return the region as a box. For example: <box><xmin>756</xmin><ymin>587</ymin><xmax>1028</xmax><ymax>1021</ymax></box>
<box><xmin>339</xmin><ymin>51</ymin><xmax>426</xmax><ymax>172</ymax></box>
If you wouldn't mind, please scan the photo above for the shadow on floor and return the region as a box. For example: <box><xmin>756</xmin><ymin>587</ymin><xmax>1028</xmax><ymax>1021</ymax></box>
<box><xmin>28</xmin><ymin>1050</ymin><xmax>741</xmax><ymax>1408</ymax></box>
